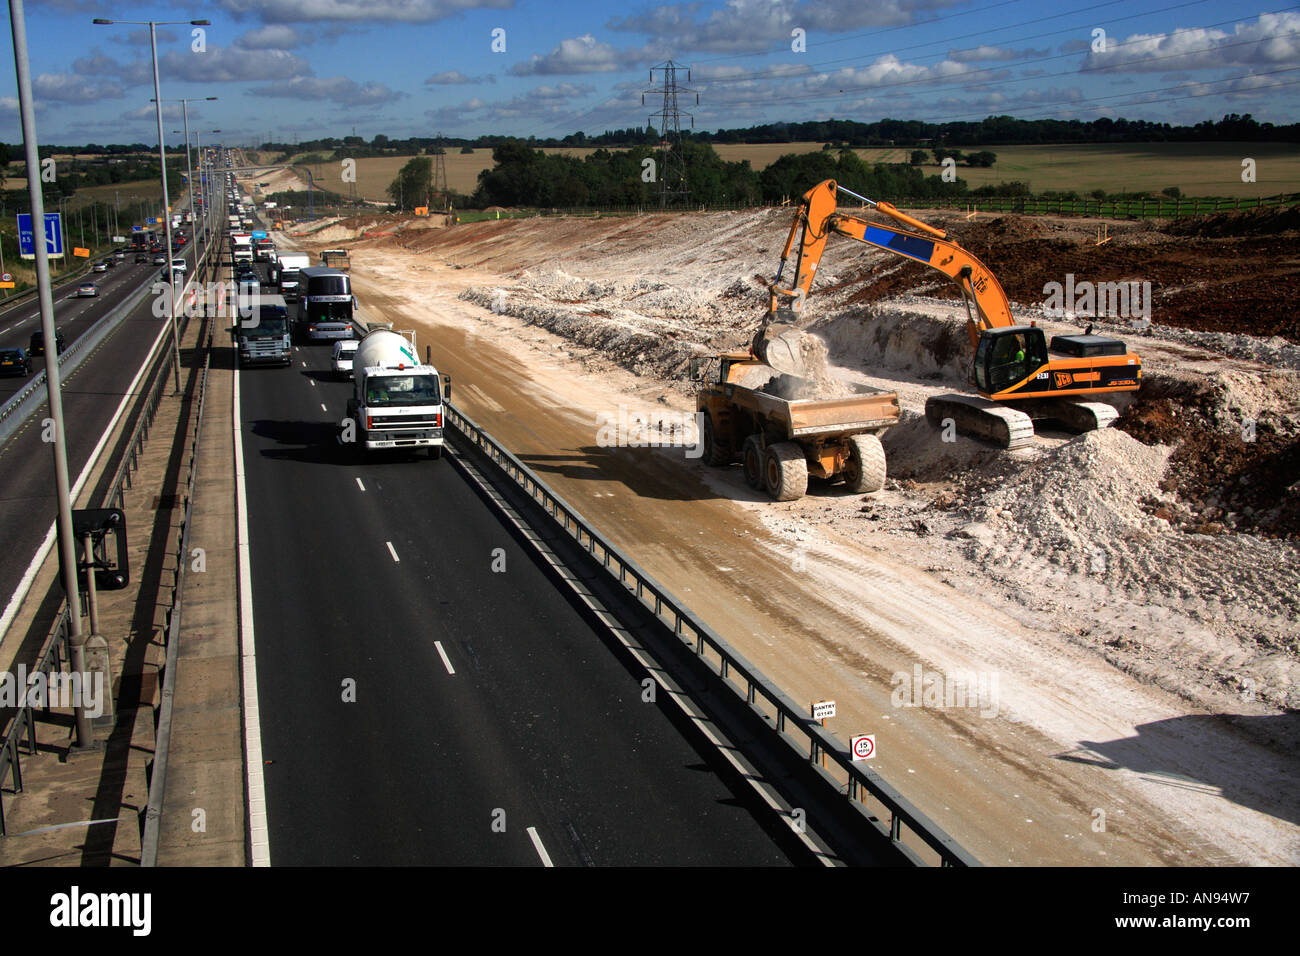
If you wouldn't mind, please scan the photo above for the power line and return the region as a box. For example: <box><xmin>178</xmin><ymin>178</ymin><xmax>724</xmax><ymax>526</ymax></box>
<box><xmin>694</xmin><ymin>18</ymin><xmax>1300</xmax><ymax>114</ymax></box>
<box><xmin>699</xmin><ymin>0</ymin><xmax>1214</xmax><ymax>86</ymax></box>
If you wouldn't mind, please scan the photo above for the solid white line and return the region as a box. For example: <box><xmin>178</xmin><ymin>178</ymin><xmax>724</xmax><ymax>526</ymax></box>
<box><xmin>0</xmin><ymin>311</ymin><xmax>172</xmax><ymax>641</ymax></box>
<box><xmin>527</xmin><ymin>827</ymin><xmax>554</xmax><ymax>867</ymax></box>
<box><xmin>433</xmin><ymin>640</ymin><xmax>455</xmax><ymax>675</ymax></box>
<box><xmin>235</xmin><ymin>355</ymin><xmax>272</xmax><ymax>867</ymax></box>
<box><xmin>355</xmin><ymin>477</ymin><xmax>365</xmax><ymax>492</ymax></box>
<box><xmin>386</xmin><ymin>541</ymin><xmax>399</xmax><ymax>562</ymax></box>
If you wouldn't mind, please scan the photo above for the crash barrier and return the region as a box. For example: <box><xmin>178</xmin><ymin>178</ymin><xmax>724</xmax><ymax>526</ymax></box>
<box><xmin>139</xmin><ymin>322</ymin><xmax>214</xmax><ymax>865</ymax></box>
<box><xmin>0</xmin><ymin>240</ymin><xmax>218</xmax><ymax>840</ymax></box>
<box><xmin>445</xmin><ymin>403</ymin><xmax>978</xmax><ymax>867</ymax></box>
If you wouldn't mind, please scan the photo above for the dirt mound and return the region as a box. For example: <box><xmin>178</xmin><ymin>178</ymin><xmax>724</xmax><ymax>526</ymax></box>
<box><xmin>1164</xmin><ymin>203</ymin><xmax>1300</xmax><ymax>238</ymax></box>
<box><xmin>959</xmin><ymin>428</ymin><xmax>1175</xmax><ymax>572</ymax></box>
<box><xmin>1117</xmin><ymin>370</ymin><xmax>1300</xmax><ymax>538</ymax></box>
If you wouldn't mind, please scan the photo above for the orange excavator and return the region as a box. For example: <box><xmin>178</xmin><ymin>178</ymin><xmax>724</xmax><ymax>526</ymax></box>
<box><xmin>753</xmin><ymin>179</ymin><xmax>1142</xmax><ymax>449</ymax></box>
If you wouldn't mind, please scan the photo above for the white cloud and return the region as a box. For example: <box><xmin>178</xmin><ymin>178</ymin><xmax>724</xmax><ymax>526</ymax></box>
<box><xmin>1083</xmin><ymin>13</ymin><xmax>1300</xmax><ymax>73</ymax></box>
<box><xmin>425</xmin><ymin>70</ymin><xmax>495</xmax><ymax>85</ymax></box>
<box><xmin>247</xmin><ymin>76</ymin><xmax>405</xmax><ymax>105</ymax></box>
<box><xmin>33</xmin><ymin>74</ymin><xmax>125</xmax><ymax>102</ymax></box>
<box><xmin>509</xmin><ymin>34</ymin><xmax>644</xmax><ymax>75</ymax></box>
<box><xmin>216</xmin><ymin>0</ymin><xmax>514</xmax><ymax>24</ymax></box>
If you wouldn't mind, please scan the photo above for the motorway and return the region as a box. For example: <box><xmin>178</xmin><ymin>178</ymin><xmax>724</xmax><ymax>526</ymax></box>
<box><xmin>0</xmin><ymin>254</ymin><xmax>156</xmax><ymax>403</ymax></box>
<box><xmin>0</xmin><ymin>231</ymin><xmax>207</xmax><ymax>633</ymax></box>
<box><xmin>238</xmin><ymin>291</ymin><xmax>803</xmax><ymax>865</ymax></box>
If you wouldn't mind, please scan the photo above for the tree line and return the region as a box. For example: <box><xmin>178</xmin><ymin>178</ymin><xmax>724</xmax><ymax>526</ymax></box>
<box><xmin>261</xmin><ymin>112</ymin><xmax>1298</xmax><ymax>160</ymax></box>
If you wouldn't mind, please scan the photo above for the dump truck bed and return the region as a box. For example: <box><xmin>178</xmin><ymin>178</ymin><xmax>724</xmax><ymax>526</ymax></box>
<box><xmin>722</xmin><ymin>380</ymin><xmax>899</xmax><ymax>440</ymax></box>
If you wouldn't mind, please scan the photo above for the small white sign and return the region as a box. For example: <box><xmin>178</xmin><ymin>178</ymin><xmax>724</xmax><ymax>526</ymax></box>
<box><xmin>113</xmin><ymin>235</ymin><xmax>127</xmax><ymax>243</ymax></box>
<box><xmin>851</xmin><ymin>734</ymin><xmax>876</xmax><ymax>761</ymax></box>
<box><xmin>811</xmin><ymin>700</ymin><xmax>836</xmax><ymax>720</ymax></box>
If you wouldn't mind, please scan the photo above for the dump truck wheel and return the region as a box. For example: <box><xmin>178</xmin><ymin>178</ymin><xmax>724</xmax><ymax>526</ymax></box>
<box><xmin>763</xmin><ymin>442</ymin><xmax>808</xmax><ymax>501</ymax></box>
<box><xmin>701</xmin><ymin>413</ymin><xmax>729</xmax><ymax>466</ymax></box>
<box><xmin>843</xmin><ymin>433</ymin><xmax>886</xmax><ymax>494</ymax></box>
<box><xmin>742</xmin><ymin>435</ymin><xmax>764</xmax><ymax>490</ymax></box>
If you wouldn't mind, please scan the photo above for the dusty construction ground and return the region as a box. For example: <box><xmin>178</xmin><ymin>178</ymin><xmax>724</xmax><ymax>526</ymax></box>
<box><xmin>283</xmin><ymin>205</ymin><xmax>1299</xmax><ymax>865</ymax></box>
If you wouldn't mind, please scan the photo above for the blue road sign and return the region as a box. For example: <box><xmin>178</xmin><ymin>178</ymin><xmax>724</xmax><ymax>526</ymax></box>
<box><xmin>146</xmin><ymin>217</ymin><xmax>158</xmax><ymax>225</ymax></box>
<box><xmin>16</xmin><ymin>213</ymin><xmax>64</xmax><ymax>259</ymax></box>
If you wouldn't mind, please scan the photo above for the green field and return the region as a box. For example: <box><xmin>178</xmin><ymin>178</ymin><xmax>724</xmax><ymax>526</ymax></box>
<box><xmin>881</xmin><ymin>142</ymin><xmax>1299</xmax><ymax>198</ymax></box>
<box><xmin>294</xmin><ymin>141</ymin><xmax>1298</xmax><ymax>203</ymax></box>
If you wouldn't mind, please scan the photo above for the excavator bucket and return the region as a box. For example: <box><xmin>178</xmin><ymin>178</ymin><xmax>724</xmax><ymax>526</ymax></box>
<box><xmin>752</xmin><ymin>324</ymin><xmax>810</xmax><ymax>378</ymax></box>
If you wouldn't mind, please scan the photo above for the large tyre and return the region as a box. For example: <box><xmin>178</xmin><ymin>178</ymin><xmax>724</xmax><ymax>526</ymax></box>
<box><xmin>842</xmin><ymin>432</ymin><xmax>887</xmax><ymax>494</ymax></box>
<box><xmin>701</xmin><ymin>412</ymin><xmax>729</xmax><ymax>467</ymax></box>
<box><xmin>741</xmin><ymin>435</ymin><xmax>765</xmax><ymax>490</ymax></box>
<box><xmin>763</xmin><ymin>442</ymin><xmax>809</xmax><ymax>501</ymax></box>
<box><xmin>427</xmin><ymin>445</ymin><xmax>443</xmax><ymax>461</ymax></box>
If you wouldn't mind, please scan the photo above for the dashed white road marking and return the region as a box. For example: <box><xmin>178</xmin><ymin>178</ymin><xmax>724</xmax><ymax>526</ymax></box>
<box><xmin>434</xmin><ymin>641</ymin><xmax>455</xmax><ymax>675</ymax></box>
<box><xmin>320</xmin><ymin>403</ymin><xmax>326</xmax><ymax>412</ymax></box>
<box><xmin>527</xmin><ymin>827</ymin><xmax>554</xmax><ymax>867</ymax></box>
<box><xmin>386</xmin><ymin>541</ymin><xmax>400</xmax><ymax>562</ymax></box>
<box><xmin>355</xmin><ymin>477</ymin><xmax>365</xmax><ymax>492</ymax></box>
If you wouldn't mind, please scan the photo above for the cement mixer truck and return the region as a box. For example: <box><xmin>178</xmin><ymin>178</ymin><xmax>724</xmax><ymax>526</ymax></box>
<box><xmin>344</xmin><ymin>328</ymin><xmax>451</xmax><ymax>459</ymax></box>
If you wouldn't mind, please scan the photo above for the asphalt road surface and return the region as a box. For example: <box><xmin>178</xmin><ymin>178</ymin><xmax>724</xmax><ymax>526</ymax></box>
<box><xmin>239</xmin><ymin>328</ymin><xmax>801</xmax><ymax>866</ymax></box>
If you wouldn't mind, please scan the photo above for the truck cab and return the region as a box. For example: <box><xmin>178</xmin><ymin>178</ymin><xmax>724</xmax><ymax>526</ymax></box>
<box><xmin>345</xmin><ymin>328</ymin><xmax>451</xmax><ymax>459</ymax></box>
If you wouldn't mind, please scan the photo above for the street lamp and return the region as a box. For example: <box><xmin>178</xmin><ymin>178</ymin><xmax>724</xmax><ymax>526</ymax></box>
<box><xmin>93</xmin><ymin>16</ymin><xmax>209</xmax><ymax>394</ymax></box>
<box><xmin>160</xmin><ymin>95</ymin><xmax>215</xmax><ymax>252</ymax></box>
<box><xmin>175</xmin><ymin>124</ymin><xmax>221</xmax><ymax>247</ymax></box>
<box><xmin>9</xmin><ymin>0</ymin><xmax>94</xmax><ymax>748</ymax></box>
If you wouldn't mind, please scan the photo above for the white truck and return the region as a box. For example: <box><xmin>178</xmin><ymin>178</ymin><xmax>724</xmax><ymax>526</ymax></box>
<box><xmin>274</xmin><ymin>253</ymin><xmax>310</xmax><ymax>301</ymax></box>
<box><xmin>345</xmin><ymin>328</ymin><xmax>451</xmax><ymax>459</ymax></box>
<box><xmin>230</xmin><ymin>233</ymin><xmax>253</xmax><ymax>264</ymax></box>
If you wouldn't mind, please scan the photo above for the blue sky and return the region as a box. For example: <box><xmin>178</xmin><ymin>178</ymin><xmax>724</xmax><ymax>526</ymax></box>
<box><xmin>3</xmin><ymin>0</ymin><xmax>1298</xmax><ymax>145</ymax></box>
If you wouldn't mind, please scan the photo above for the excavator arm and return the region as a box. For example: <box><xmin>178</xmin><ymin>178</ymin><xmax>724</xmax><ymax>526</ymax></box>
<box><xmin>761</xmin><ymin>179</ymin><xmax>1017</xmax><ymax>363</ymax></box>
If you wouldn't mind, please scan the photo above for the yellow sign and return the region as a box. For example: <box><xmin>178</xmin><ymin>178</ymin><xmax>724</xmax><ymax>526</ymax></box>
<box><xmin>414</xmin><ymin>206</ymin><xmax>428</xmax><ymax>216</ymax></box>
<box><xmin>0</xmin><ymin>281</ymin><xmax>14</xmax><ymax>289</ymax></box>
<box><xmin>74</xmin><ymin>247</ymin><xmax>90</xmax><ymax>257</ymax></box>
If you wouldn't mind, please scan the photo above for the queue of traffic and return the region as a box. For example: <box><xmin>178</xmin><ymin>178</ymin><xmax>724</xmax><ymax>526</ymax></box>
<box><xmin>229</xmin><ymin>195</ymin><xmax>449</xmax><ymax>460</ymax></box>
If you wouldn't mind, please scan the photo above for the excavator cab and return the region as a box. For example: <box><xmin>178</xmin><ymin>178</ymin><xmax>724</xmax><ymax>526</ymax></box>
<box><xmin>974</xmin><ymin>326</ymin><xmax>1049</xmax><ymax>396</ymax></box>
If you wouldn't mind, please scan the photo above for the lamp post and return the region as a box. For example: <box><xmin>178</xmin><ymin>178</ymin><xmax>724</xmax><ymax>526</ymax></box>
<box><xmin>160</xmin><ymin>95</ymin><xmax>215</xmax><ymax>252</ymax></box>
<box><xmin>93</xmin><ymin>16</ymin><xmax>210</xmax><ymax>393</ymax></box>
<box><xmin>9</xmin><ymin>0</ymin><xmax>93</xmax><ymax>747</ymax></box>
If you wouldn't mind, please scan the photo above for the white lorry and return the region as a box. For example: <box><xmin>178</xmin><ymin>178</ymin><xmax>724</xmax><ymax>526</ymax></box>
<box><xmin>345</xmin><ymin>328</ymin><xmax>451</xmax><ymax>459</ymax></box>
<box><xmin>230</xmin><ymin>233</ymin><xmax>253</xmax><ymax>264</ymax></box>
<box><xmin>273</xmin><ymin>253</ymin><xmax>310</xmax><ymax>302</ymax></box>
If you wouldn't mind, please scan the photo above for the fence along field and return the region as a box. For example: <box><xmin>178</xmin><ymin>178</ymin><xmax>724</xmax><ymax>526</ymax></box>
<box><xmin>256</xmin><ymin>140</ymin><xmax>1299</xmax><ymax>207</ymax></box>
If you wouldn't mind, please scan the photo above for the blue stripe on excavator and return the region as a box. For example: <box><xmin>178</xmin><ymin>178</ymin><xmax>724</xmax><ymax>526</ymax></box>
<box><xmin>862</xmin><ymin>225</ymin><xmax>935</xmax><ymax>262</ymax></box>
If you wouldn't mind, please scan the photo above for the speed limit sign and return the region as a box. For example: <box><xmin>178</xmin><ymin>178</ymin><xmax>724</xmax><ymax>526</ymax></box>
<box><xmin>851</xmin><ymin>734</ymin><xmax>876</xmax><ymax>761</ymax></box>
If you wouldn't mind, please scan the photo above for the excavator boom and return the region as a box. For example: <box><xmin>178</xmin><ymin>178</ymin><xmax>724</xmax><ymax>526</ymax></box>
<box><xmin>754</xmin><ymin>179</ymin><xmax>1141</xmax><ymax>448</ymax></box>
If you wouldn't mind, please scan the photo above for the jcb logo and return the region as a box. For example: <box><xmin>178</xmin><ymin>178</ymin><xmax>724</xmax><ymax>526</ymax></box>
<box><xmin>1054</xmin><ymin>372</ymin><xmax>1073</xmax><ymax>388</ymax></box>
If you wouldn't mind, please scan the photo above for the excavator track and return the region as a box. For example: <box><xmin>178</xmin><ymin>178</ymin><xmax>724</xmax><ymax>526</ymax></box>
<box><xmin>925</xmin><ymin>394</ymin><xmax>1036</xmax><ymax>450</ymax></box>
<box><xmin>1039</xmin><ymin>399</ymin><xmax>1120</xmax><ymax>433</ymax></box>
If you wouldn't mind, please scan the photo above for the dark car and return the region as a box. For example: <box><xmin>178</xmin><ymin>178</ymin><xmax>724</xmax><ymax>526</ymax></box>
<box><xmin>0</xmin><ymin>347</ymin><xmax>32</xmax><ymax>376</ymax></box>
<box><xmin>29</xmin><ymin>328</ymin><xmax>67</xmax><ymax>357</ymax></box>
<box><xmin>135</xmin><ymin>252</ymin><xmax>149</xmax><ymax>263</ymax></box>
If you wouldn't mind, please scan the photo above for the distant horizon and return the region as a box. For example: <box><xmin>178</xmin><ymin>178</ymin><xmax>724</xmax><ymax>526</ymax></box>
<box><xmin>10</xmin><ymin>110</ymin><xmax>1299</xmax><ymax>152</ymax></box>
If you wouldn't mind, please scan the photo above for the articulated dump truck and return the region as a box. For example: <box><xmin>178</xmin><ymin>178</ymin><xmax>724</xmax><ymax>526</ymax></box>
<box><xmin>697</xmin><ymin>350</ymin><xmax>899</xmax><ymax>501</ymax></box>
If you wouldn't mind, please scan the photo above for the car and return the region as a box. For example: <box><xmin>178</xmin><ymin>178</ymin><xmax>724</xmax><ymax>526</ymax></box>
<box><xmin>102</xmin><ymin>258</ymin><xmax>116</xmax><ymax>268</ymax></box>
<box><xmin>0</xmin><ymin>347</ymin><xmax>32</xmax><ymax>377</ymax></box>
<box><xmin>331</xmin><ymin>339</ymin><xmax>359</xmax><ymax>378</ymax></box>
<box><xmin>153</xmin><ymin>255</ymin><xmax>166</xmax><ymax>265</ymax></box>
<box><xmin>113</xmin><ymin>250</ymin><xmax>126</xmax><ymax>259</ymax></box>
<box><xmin>135</xmin><ymin>252</ymin><xmax>149</xmax><ymax>263</ymax></box>
<box><xmin>91</xmin><ymin>261</ymin><xmax>107</xmax><ymax>272</ymax></box>
<box><xmin>29</xmin><ymin>329</ymin><xmax>66</xmax><ymax>356</ymax></box>
<box><xmin>77</xmin><ymin>282</ymin><xmax>98</xmax><ymax>297</ymax></box>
